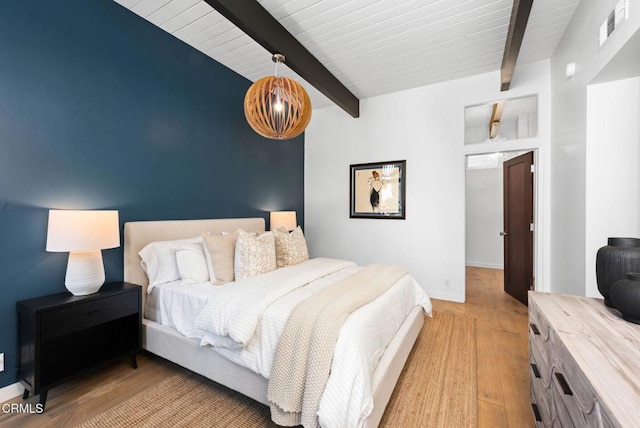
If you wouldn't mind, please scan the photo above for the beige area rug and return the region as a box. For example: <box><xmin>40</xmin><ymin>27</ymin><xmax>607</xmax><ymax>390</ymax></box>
<box><xmin>379</xmin><ymin>311</ymin><xmax>478</xmax><ymax>427</ymax></box>
<box><xmin>76</xmin><ymin>311</ymin><xmax>477</xmax><ymax>428</ymax></box>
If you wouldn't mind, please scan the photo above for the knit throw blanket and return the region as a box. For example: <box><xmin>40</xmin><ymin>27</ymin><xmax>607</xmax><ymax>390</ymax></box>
<box><xmin>267</xmin><ymin>264</ymin><xmax>407</xmax><ymax>428</ymax></box>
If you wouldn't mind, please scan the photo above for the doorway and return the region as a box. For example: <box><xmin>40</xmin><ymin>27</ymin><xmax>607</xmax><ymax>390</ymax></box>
<box><xmin>465</xmin><ymin>150</ymin><xmax>536</xmax><ymax>305</ymax></box>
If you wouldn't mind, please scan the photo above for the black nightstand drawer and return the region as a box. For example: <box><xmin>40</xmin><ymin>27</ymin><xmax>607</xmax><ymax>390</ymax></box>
<box><xmin>40</xmin><ymin>292</ymin><xmax>138</xmax><ymax>340</ymax></box>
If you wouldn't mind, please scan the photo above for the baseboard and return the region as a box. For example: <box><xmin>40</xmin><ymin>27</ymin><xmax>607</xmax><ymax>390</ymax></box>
<box><xmin>0</xmin><ymin>382</ymin><xmax>22</xmax><ymax>403</ymax></box>
<box><xmin>465</xmin><ymin>261</ymin><xmax>504</xmax><ymax>270</ymax></box>
<box><xmin>427</xmin><ymin>289</ymin><xmax>465</xmax><ymax>303</ymax></box>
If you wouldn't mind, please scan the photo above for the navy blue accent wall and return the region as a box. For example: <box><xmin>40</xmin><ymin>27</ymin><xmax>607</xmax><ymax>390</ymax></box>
<box><xmin>0</xmin><ymin>1</ymin><xmax>304</xmax><ymax>389</ymax></box>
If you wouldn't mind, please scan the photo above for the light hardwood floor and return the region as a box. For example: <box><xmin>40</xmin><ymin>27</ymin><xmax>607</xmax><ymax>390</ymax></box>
<box><xmin>432</xmin><ymin>267</ymin><xmax>533</xmax><ymax>428</ymax></box>
<box><xmin>1</xmin><ymin>266</ymin><xmax>533</xmax><ymax>427</ymax></box>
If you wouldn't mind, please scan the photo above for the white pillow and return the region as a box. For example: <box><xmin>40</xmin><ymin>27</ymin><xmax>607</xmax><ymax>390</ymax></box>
<box><xmin>273</xmin><ymin>226</ymin><xmax>309</xmax><ymax>268</ymax></box>
<box><xmin>234</xmin><ymin>230</ymin><xmax>276</xmax><ymax>281</ymax></box>
<box><xmin>139</xmin><ymin>237</ymin><xmax>202</xmax><ymax>292</ymax></box>
<box><xmin>174</xmin><ymin>243</ymin><xmax>210</xmax><ymax>286</ymax></box>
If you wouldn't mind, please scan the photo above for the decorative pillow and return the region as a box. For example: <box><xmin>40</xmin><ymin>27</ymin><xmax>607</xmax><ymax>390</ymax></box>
<box><xmin>273</xmin><ymin>226</ymin><xmax>309</xmax><ymax>268</ymax></box>
<box><xmin>139</xmin><ymin>237</ymin><xmax>202</xmax><ymax>292</ymax></box>
<box><xmin>201</xmin><ymin>233</ymin><xmax>238</xmax><ymax>285</ymax></box>
<box><xmin>234</xmin><ymin>230</ymin><xmax>276</xmax><ymax>281</ymax></box>
<box><xmin>174</xmin><ymin>243</ymin><xmax>210</xmax><ymax>286</ymax></box>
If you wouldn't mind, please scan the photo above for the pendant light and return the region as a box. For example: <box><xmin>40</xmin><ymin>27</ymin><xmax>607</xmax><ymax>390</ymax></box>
<box><xmin>244</xmin><ymin>54</ymin><xmax>312</xmax><ymax>140</ymax></box>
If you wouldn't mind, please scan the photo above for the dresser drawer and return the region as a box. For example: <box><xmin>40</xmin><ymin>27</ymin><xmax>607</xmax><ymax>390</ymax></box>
<box><xmin>551</xmin><ymin>340</ymin><xmax>606</xmax><ymax>428</ymax></box>
<box><xmin>531</xmin><ymin>401</ymin><xmax>545</xmax><ymax>428</ymax></box>
<box><xmin>551</xmin><ymin>380</ymin><xmax>576</xmax><ymax>428</ymax></box>
<box><xmin>552</xmin><ymin>374</ymin><xmax>615</xmax><ymax>427</ymax></box>
<box><xmin>530</xmin><ymin>334</ymin><xmax>552</xmax><ymax>385</ymax></box>
<box><xmin>529</xmin><ymin>301</ymin><xmax>552</xmax><ymax>373</ymax></box>
<box><xmin>40</xmin><ymin>292</ymin><xmax>139</xmax><ymax>340</ymax></box>
<box><xmin>529</xmin><ymin>360</ymin><xmax>551</xmax><ymax>426</ymax></box>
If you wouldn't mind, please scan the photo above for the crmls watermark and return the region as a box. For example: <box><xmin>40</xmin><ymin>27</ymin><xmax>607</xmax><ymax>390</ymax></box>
<box><xmin>2</xmin><ymin>402</ymin><xmax>44</xmax><ymax>414</ymax></box>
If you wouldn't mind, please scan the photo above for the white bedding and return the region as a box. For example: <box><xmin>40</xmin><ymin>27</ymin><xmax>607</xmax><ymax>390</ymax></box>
<box><xmin>194</xmin><ymin>258</ymin><xmax>357</xmax><ymax>347</ymax></box>
<box><xmin>148</xmin><ymin>258</ymin><xmax>432</xmax><ymax>428</ymax></box>
<box><xmin>144</xmin><ymin>279</ymin><xmax>214</xmax><ymax>338</ymax></box>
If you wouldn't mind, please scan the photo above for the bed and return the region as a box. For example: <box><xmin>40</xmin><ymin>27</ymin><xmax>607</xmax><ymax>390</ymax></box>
<box><xmin>123</xmin><ymin>217</ymin><xmax>431</xmax><ymax>428</ymax></box>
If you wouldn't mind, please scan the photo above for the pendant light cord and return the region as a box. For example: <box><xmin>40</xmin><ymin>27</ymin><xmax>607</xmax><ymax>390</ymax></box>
<box><xmin>272</xmin><ymin>54</ymin><xmax>285</xmax><ymax>78</ymax></box>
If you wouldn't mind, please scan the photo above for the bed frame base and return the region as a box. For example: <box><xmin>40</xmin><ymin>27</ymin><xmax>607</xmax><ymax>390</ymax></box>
<box><xmin>143</xmin><ymin>307</ymin><xmax>424</xmax><ymax>427</ymax></box>
<box><xmin>143</xmin><ymin>319</ymin><xmax>269</xmax><ymax>404</ymax></box>
<box><xmin>364</xmin><ymin>306</ymin><xmax>423</xmax><ymax>428</ymax></box>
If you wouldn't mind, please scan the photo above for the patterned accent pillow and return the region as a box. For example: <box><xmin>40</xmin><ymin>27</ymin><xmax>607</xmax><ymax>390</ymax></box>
<box><xmin>234</xmin><ymin>230</ymin><xmax>277</xmax><ymax>281</ymax></box>
<box><xmin>273</xmin><ymin>226</ymin><xmax>309</xmax><ymax>268</ymax></box>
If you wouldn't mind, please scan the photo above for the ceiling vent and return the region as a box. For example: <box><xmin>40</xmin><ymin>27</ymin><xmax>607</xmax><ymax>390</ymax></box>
<box><xmin>600</xmin><ymin>0</ymin><xmax>629</xmax><ymax>46</ymax></box>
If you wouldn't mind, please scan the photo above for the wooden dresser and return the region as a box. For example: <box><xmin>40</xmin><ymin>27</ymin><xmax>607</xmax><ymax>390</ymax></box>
<box><xmin>529</xmin><ymin>291</ymin><xmax>640</xmax><ymax>427</ymax></box>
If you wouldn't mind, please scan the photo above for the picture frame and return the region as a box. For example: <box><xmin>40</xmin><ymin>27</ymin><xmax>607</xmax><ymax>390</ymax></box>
<box><xmin>350</xmin><ymin>160</ymin><xmax>406</xmax><ymax>219</ymax></box>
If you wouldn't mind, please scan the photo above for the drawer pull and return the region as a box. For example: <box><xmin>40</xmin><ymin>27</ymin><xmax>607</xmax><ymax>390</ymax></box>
<box><xmin>530</xmin><ymin>363</ymin><xmax>541</xmax><ymax>379</ymax></box>
<box><xmin>530</xmin><ymin>322</ymin><xmax>540</xmax><ymax>335</ymax></box>
<box><xmin>531</xmin><ymin>402</ymin><xmax>542</xmax><ymax>422</ymax></box>
<box><xmin>555</xmin><ymin>372</ymin><xmax>573</xmax><ymax>396</ymax></box>
<box><xmin>88</xmin><ymin>309</ymin><xmax>103</xmax><ymax>316</ymax></box>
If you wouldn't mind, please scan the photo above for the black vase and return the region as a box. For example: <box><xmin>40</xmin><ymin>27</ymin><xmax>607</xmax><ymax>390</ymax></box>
<box><xmin>610</xmin><ymin>273</ymin><xmax>640</xmax><ymax>324</ymax></box>
<box><xmin>595</xmin><ymin>237</ymin><xmax>640</xmax><ymax>307</ymax></box>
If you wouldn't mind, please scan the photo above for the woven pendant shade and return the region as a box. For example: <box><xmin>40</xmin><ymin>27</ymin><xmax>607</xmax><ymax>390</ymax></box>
<box><xmin>244</xmin><ymin>61</ymin><xmax>312</xmax><ymax>140</ymax></box>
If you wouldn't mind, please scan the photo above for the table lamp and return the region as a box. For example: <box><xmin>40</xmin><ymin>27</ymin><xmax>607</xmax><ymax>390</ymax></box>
<box><xmin>46</xmin><ymin>210</ymin><xmax>120</xmax><ymax>295</ymax></box>
<box><xmin>270</xmin><ymin>211</ymin><xmax>297</xmax><ymax>231</ymax></box>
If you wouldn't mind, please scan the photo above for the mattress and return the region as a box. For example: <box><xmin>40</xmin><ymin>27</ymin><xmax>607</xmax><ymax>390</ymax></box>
<box><xmin>145</xmin><ymin>279</ymin><xmax>215</xmax><ymax>338</ymax></box>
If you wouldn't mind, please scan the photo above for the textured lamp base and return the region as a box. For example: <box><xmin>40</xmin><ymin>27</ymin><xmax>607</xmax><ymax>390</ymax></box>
<box><xmin>65</xmin><ymin>250</ymin><xmax>105</xmax><ymax>296</ymax></box>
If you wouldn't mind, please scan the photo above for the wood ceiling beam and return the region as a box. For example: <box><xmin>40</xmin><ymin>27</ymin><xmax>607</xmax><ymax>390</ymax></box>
<box><xmin>204</xmin><ymin>0</ymin><xmax>360</xmax><ymax>118</ymax></box>
<box><xmin>489</xmin><ymin>102</ymin><xmax>505</xmax><ymax>139</ymax></box>
<box><xmin>500</xmin><ymin>0</ymin><xmax>534</xmax><ymax>91</ymax></box>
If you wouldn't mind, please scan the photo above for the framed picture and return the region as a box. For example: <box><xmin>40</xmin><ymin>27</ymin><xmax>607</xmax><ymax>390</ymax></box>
<box><xmin>350</xmin><ymin>160</ymin><xmax>406</xmax><ymax>219</ymax></box>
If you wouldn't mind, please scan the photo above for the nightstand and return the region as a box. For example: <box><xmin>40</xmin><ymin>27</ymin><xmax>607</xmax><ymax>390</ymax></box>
<box><xmin>17</xmin><ymin>282</ymin><xmax>141</xmax><ymax>409</ymax></box>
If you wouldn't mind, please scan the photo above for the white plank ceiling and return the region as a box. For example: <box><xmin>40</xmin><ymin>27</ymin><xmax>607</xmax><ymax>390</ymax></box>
<box><xmin>114</xmin><ymin>0</ymin><xmax>580</xmax><ymax>110</ymax></box>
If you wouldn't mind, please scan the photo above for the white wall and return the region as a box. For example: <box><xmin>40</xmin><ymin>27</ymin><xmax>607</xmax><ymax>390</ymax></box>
<box><xmin>465</xmin><ymin>167</ymin><xmax>504</xmax><ymax>269</ymax></box>
<box><xmin>551</xmin><ymin>0</ymin><xmax>640</xmax><ymax>295</ymax></box>
<box><xmin>585</xmin><ymin>77</ymin><xmax>640</xmax><ymax>297</ymax></box>
<box><xmin>305</xmin><ymin>60</ymin><xmax>551</xmax><ymax>302</ymax></box>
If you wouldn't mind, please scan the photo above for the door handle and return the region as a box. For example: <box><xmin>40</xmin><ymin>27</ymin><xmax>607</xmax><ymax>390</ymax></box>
<box><xmin>500</xmin><ymin>231</ymin><xmax>508</xmax><ymax>236</ymax></box>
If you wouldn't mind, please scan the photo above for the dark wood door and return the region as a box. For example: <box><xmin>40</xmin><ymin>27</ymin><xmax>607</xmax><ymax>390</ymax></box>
<box><xmin>502</xmin><ymin>151</ymin><xmax>534</xmax><ymax>306</ymax></box>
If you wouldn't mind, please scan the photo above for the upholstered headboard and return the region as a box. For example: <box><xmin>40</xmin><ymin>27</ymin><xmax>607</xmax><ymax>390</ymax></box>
<box><xmin>123</xmin><ymin>217</ymin><xmax>265</xmax><ymax>302</ymax></box>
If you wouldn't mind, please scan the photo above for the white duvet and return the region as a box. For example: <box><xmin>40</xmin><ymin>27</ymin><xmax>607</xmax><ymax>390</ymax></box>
<box><xmin>156</xmin><ymin>258</ymin><xmax>432</xmax><ymax>428</ymax></box>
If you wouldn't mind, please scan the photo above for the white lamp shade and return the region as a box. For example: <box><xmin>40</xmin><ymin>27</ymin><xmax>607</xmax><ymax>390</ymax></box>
<box><xmin>46</xmin><ymin>210</ymin><xmax>119</xmax><ymax>296</ymax></box>
<box><xmin>270</xmin><ymin>211</ymin><xmax>297</xmax><ymax>231</ymax></box>
<box><xmin>46</xmin><ymin>210</ymin><xmax>120</xmax><ymax>252</ymax></box>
